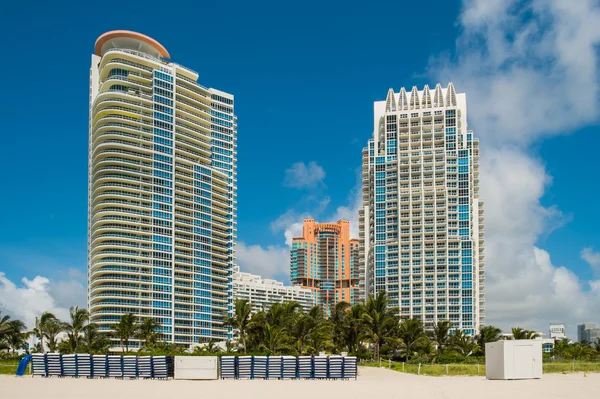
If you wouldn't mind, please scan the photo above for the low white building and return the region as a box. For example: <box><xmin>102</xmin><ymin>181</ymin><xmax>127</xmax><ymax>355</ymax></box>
<box><xmin>549</xmin><ymin>323</ymin><xmax>567</xmax><ymax>340</ymax></box>
<box><xmin>232</xmin><ymin>266</ymin><xmax>314</xmax><ymax>313</ymax></box>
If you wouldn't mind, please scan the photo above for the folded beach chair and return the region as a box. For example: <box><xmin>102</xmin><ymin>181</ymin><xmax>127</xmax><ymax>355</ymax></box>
<box><xmin>328</xmin><ymin>356</ymin><xmax>343</xmax><ymax>379</ymax></box>
<box><xmin>92</xmin><ymin>355</ymin><xmax>107</xmax><ymax>378</ymax></box>
<box><xmin>343</xmin><ymin>356</ymin><xmax>357</xmax><ymax>380</ymax></box>
<box><xmin>31</xmin><ymin>353</ymin><xmax>47</xmax><ymax>377</ymax></box>
<box><xmin>220</xmin><ymin>356</ymin><xmax>236</xmax><ymax>379</ymax></box>
<box><xmin>76</xmin><ymin>354</ymin><xmax>92</xmax><ymax>378</ymax></box>
<box><xmin>281</xmin><ymin>356</ymin><xmax>297</xmax><ymax>379</ymax></box>
<box><xmin>138</xmin><ymin>356</ymin><xmax>153</xmax><ymax>379</ymax></box>
<box><xmin>122</xmin><ymin>356</ymin><xmax>138</xmax><ymax>378</ymax></box>
<box><xmin>237</xmin><ymin>356</ymin><xmax>252</xmax><ymax>379</ymax></box>
<box><xmin>46</xmin><ymin>353</ymin><xmax>62</xmax><ymax>377</ymax></box>
<box><xmin>62</xmin><ymin>354</ymin><xmax>77</xmax><ymax>377</ymax></box>
<box><xmin>253</xmin><ymin>356</ymin><xmax>267</xmax><ymax>379</ymax></box>
<box><xmin>313</xmin><ymin>356</ymin><xmax>328</xmax><ymax>379</ymax></box>
<box><xmin>267</xmin><ymin>356</ymin><xmax>282</xmax><ymax>379</ymax></box>
<box><xmin>152</xmin><ymin>356</ymin><xmax>169</xmax><ymax>379</ymax></box>
<box><xmin>108</xmin><ymin>355</ymin><xmax>123</xmax><ymax>378</ymax></box>
<box><xmin>297</xmin><ymin>356</ymin><xmax>313</xmax><ymax>379</ymax></box>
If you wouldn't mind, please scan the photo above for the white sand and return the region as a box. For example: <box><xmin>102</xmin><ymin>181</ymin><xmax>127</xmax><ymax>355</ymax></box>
<box><xmin>2</xmin><ymin>367</ymin><xmax>598</xmax><ymax>399</ymax></box>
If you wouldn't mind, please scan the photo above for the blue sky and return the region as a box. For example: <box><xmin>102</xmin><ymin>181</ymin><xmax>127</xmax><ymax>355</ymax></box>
<box><xmin>0</xmin><ymin>0</ymin><xmax>599</xmax><ymax>335</ymax></box>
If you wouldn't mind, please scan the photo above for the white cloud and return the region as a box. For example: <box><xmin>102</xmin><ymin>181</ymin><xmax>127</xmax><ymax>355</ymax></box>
<box><xmin>581</xmin><ymin>247</ymin><xmax>600</xmax><ymax>270</ymax></box>
<box><xmin>270</xmin><ymin>209</ymin><xmax>310</xmax><ymax>247</ymax></box>
<box><xmin>478</xmin><ymin>149</ymin><xmax>600</xmax><ymax>333</ymax></box>
<box><xmin>234</xmin><ymin>242</ymin><xmax>290</xmax><ymax>281</ymax></box>
<box><xmin>0</xmin><ymin>271</ymin><xmax>86</xmax><ymax>329</ymax></box>
<box><xmin>283</xmin><ymin>161</ymin><xmax>326</xmax><ymax>189</ymax></box>
<box><xmin>432</xmin><ymin>0</ymin><xmax>600</xmax><ymax>147</ymax></box>
<box><xmin>428</xmin><ymin>0</ymin><xmax>600</xmax><ymax>336</ymax></box>
<box><xmin>272</xmin><ymin>168</ymin><xmax>362</xmax><ymax>246</ymax></box>
<box><xmin>48</xmin><ymin>269</ymin><xmax>87</xmax><ymax>311</ymax></box>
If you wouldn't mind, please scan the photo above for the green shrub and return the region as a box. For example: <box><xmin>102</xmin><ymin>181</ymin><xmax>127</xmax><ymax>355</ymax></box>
<box><xmin>406</xmin><ymin>355</ymin><xmax>430</xmax><ymax>364</ymax></box>
<box><xmin>436</xmin><ymin>352</ymin><xmax>466</xmax><ymax>364</ymax></box>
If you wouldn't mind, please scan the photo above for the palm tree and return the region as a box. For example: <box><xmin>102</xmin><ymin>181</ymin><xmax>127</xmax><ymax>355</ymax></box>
<box><xmin>451</xmin><ymin>330</ymin><xmax>479</xmax><ymax>357</ymax></box>
<box><xmin>360</xmin><ymin>291</ymin><xmax>399</xmax><ymax>361</ymax></box>
<box><xmin>344</xmin><ymin>305</ymin><xmax>364</xmax><ymax>354</ymax></box>
<box><xmin>224</xmin><ymin>299</ymin><xmax>253</xmax><ymax>354</ymax></box>
<box><xmin>33</xmin><ymin>311</ymin><xmax>57</xmax><ymax>352</ymax></box>
<box><xmin>136</xmin><ymin>317</ymin><xmax>160</xmax><ymax>350</ymax></box>
<box><xmin>58</xmin><ymin>332</ymin><xmax>82</xmax><ymax>354</ymax></box>
<box><xmin>260</xmin><ymin>323</ymin><xmax>289</xmax><ymax>355</ymax></box>
<box><xmin>44</xmin><ymin>319</ymin><xmax>66</xmax><ymax>352</ymax></box>
<box><xmin>476</xmin><ymin>325</ymin><xmax>502</xmax><ymax>354</ymax></box>
<box><xmin>0</xmin><ymin>312</ymin><xmax>26</xmax><ymax>352</ymax></box>
<box><xmin>569</xmin><ymin>341</ymin><xmax>598</xmax><ymax>360</ymax></box>
<box><xmin>511</xmin><ymin>327</ymin><xmax>540</xmax><ymax>340</ymax></box>
<box><xmin>551</xmin><ymin>338</ymin><xmax>572</xmax><ymax>359</ymax></box>
<box><xmin>415</xmin><ymin>338</ymin><xmax>438</xmax><ymax>360</ymax></box>
<box><xmin>114</xmin><ymin>313</ymin><xmax>137</xmax><ymax>352</ymax></box>
<box><xmin>430</xmin><ymin>320</ymin><xmax>453</xmax><ymax>354</ymax></box>
<box><xmin>304</xmin><ymin>306</ymin><xmax>333</xmax><ymax>355</ymax></box>
<box><xmin>6</xmin><ymin>332</ymin><xmax>27</xmax><ymax>354</ymax></box>
<box><xmin>0</xmin><ymin>310</ymin><xmax>12</xmax><ymax>338</ymax></box>
<box><xmin>397</xmin><ymin>318</ymin><xmax>428</xmax><ymax>360</ymax></box>
<box><xmin>81</xmin><ymin>323</ymin><xmax>111</xmax><ymax>354</ymax></box>
<box><xmin>246</xmin><ymin>310</ymin><xmax>267</xmax><ymax>351</ymax></box>
<box><xmin>4</xmin><ymin>320</ymin><xmax>27</xmax><ymax>354</ymax></box>
<box><xmin>330</xmin><ymin>302</ymin><xmax>350</xmax><ymax>352</ymax></box>
<box><xmin>204</xmin><ymin>339</ymin><xmax>222</xmax><ymax>354</ymax></box>
<box><xmin>266</xmin><ymin>302</ymin><xmax>301</xmax><ymax>332</ymax></box>
<box><xmin>65</xmin><ymin>306</ymin><xmax>89</xmax><ymax>353</ymax></box>
<box><xmin>290</xmin><ymin>314</ymin><xmax>312</xmax><ymax>356</ymax></box>
<box><xmin>225</xmin><ymin>339</ymin><xmax>237</xmax><ymax>353</ymax></box>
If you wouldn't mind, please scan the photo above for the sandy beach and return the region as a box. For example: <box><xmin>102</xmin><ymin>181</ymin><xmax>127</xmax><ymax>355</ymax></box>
<box><xmin>1</xmin><ymin>367</ymin><xmax>597</xmax><ymax>399</ymax></box>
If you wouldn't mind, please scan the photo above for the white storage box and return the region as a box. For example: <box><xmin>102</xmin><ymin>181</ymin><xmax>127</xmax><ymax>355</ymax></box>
<box><xmin>174</xmin><ymin>356</ymin><xmax>218</xmax><ymax>380</ymax></box>
<box><xmin>485</xmin><ymin>340</ymin><xmax>542</xmax><ymax>380</ymax></box>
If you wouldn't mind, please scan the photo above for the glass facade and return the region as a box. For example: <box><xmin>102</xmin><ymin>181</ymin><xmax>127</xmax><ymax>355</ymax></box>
<box><xmin>359</xmin><ymin>84</ymin><xmax>484</xmax><ymax>334</ymax></box>
<box><xmin>88</xmin><ymin>32</ymin><xmax>236</xmax><ymax>348</ymax></box>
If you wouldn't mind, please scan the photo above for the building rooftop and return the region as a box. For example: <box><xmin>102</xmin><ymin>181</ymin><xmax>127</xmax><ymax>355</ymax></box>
<box><xmin>94</xmin><ymin>30</ymin><xmax>170</xmax><ymax>59</ymax></box>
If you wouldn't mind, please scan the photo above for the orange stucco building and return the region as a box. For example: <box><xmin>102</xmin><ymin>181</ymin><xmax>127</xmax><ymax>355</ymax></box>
<box><xmin>290</xmin><ymin>218</ymin><xmax>360</xmax><ymax>314</ymax></box>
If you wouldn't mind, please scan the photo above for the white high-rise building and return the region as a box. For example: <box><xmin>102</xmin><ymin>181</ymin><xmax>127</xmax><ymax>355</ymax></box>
<box><xmin>88</xmin><ymin>30</ymin><xmax>237</xmax><ymax>348</ymax></box>
<box><xmin>359</xmin><ymin>83</ymin><xmax>485</xmax><ymax>335</ymax></box>
<box><xmin>232</xmin><ymin>267</ymin><xmax>314</xmax><ymax>313</ymax></box>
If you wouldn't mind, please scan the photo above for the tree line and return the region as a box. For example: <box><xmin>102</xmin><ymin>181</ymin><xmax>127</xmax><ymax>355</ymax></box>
<box><xmin>224</xmin><ymin>292</ymin><xmax>600</xmax><ymax>362</ymax></box>
<box><xmin>2</xmin><ymin>291</ymin><xmax>600</xmax><ymax>362</ymax></box>
<box><xmin>225</xmin><ymin>292</ymin><xmax>529</xmax><ymax>362</ymax></box>
<box><xmin>0</xmin><ymin>307</ymin><xmax>159</xmax><ymax>355</ymax></box>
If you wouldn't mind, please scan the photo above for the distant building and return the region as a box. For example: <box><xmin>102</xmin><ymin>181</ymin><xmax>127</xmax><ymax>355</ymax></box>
<box><xmin>577</xmin><ymin>323</ymin><xmax>600</xmax><ymax>343</ymax></box>
<box><xmin>232</xmin><ymin>266</ymin><xmax>314</xmax><ymax>313</ymax></box>
<box><xmin>577</xmin><ymin>323</ymin><xmax>598</xmax><ymax>342</ymax></box>
<box><xmin>586</xmin><ymin>328</ymin><xmax>600</xmax><ymax>343</ymax></box>
<box><xmin>549</xmin><ymin>323</ymin><xmax>566</xmax><ymax>340</ymax></box>
<box><xmin>290</xmin><ymin>219</ymin><xmax>360</xmax><ymax>314</ymax></box>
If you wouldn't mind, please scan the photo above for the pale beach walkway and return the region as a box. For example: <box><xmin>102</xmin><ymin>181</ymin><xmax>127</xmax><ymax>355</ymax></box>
<box><xmin>1</xmin><ymin>366</ymin><xmax>597</xmax><ymax>399</ymax></box>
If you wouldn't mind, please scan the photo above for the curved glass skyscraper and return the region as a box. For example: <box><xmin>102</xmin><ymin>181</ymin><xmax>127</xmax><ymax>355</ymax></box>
<box><xmin>88</xmin><ymin>30</ymin><xmax>236</xmax><ymax>348</ymax></box>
